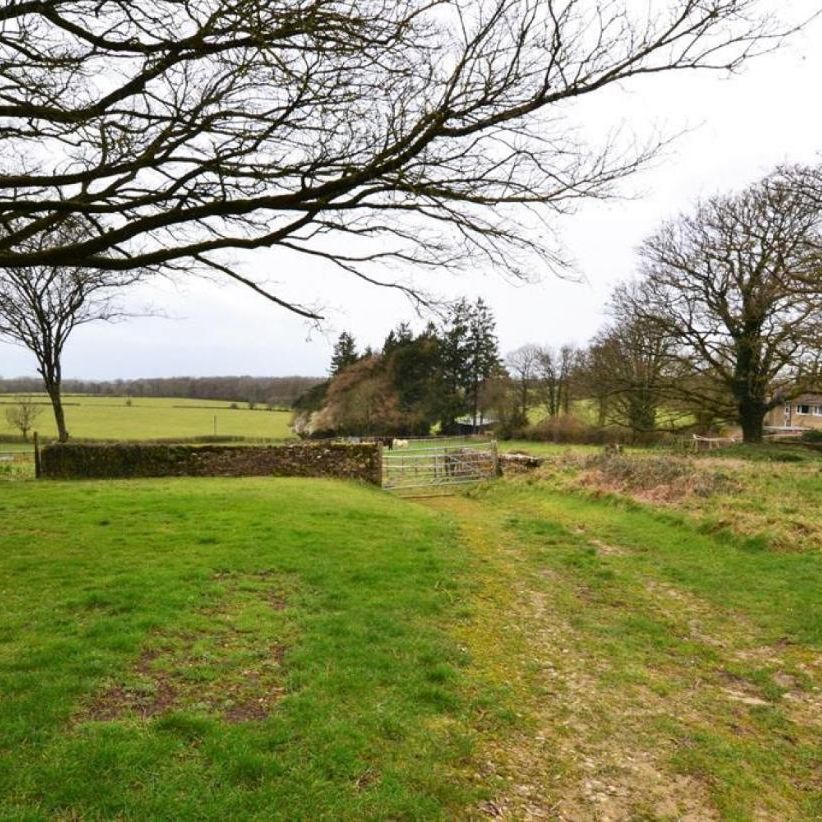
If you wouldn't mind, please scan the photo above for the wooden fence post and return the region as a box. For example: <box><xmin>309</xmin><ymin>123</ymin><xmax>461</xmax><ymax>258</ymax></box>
<box><xmin>33</xmin><ymin>431</ymin><xmax>41</xmax><ymax>479</ymax></box>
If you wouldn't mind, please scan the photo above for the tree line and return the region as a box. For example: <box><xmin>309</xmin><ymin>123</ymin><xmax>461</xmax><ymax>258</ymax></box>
<box><xmin>303</xmin><ymin>166</ymin><xmax>822</xmax><ymax>445</ymax></box>
<box><xmin>4</xmin><ymin>164</ymin><xmax>820</xmax><ymax>445</ymax></box>
<box><xmin>0</xmin><ymin>376</ymin><xmax>321</xmax><ymax>408</ymax></box>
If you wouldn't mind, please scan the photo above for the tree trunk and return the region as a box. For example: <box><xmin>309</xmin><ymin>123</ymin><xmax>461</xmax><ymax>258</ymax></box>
<box><xmin>37</xmin><ymin>346</ymin><xmax>70</xmax><ymax>443</ymax></box>
<box><xmin>46</xmin><ymin>381</ymin><xmax>69</xmax><ymax>442</ymax></box>
<box><xmin>738</xmin><ymin>398</ymin><xmax>765</xmax><ymax>444</ymax></box>
<box><xmin>733</xmin><ymin>332</ymin><xmax>767</xmax><ymax>445</ymax></box>
<box><xmin>597</xmin><ymin>394</ymin><xmax>608</xmax><ymax>428</ymax></box>
<box><xmin>520</xmin><ymin>380</ymin><xmax>528</xmax><ymax>422</ymax></box>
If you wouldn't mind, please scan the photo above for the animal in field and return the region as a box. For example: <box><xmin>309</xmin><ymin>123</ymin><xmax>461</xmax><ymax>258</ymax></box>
<box><xmin>392</xmin><ymin>439</ymin><xmax>409</xmax><ymax>449</ymax></box>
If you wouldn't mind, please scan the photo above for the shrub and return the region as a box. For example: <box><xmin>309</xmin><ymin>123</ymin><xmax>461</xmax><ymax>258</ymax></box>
<box><xmin>516</xmin><ymin>414</ymin><xmax>624</xmax><ymax>445</ymax></box>
<box><xmin>801</xmin><ymin>429</ymin><xmax>822</xmax><ymax>443</ymax></box>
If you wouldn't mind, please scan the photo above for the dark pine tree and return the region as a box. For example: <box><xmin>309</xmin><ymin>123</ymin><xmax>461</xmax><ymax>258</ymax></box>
<box><xmin>437</xmin><ymin>299</ymin><xmax>473</xmax><ymax>433</ymax></box>
<box><xmin>465</xmin><ymin>298</ymin><xmax>502</xmax><ymax>428</ymax></box>
<box><xmin>329</xmin><ymin>332</ymin><xmax>359</xmax><ymax>376</ymax></box>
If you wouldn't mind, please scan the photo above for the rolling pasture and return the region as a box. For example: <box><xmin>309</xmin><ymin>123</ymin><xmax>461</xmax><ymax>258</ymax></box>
<box><xmin>0</xmin><ymin>479</ymin><xmax>478</xmax><ymax>819</ymax></box>
<box><xmin>0</xmin><ymin>430</ymin><xmax>819</xmax><ymax>818</ymax></box>
<box><xmin>0</xmin><ymin>394</ymin><xmax>294</xmax><ymax>442</ymax></box>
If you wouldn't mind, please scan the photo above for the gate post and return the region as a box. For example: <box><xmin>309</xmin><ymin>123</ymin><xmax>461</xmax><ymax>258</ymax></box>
<box><xmin>33</xmin><ymin>431</ymin><xmax>41</xmax><ymax>479</ymax></box>
<box><xmin>492</xmin><ymin>440</ymin><xmax>501</xmax><ymax>477</ymax></box>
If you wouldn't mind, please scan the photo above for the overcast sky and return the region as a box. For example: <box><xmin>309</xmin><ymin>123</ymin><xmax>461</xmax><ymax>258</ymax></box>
<box><xmin>2</xmin><ymin>3</ymin><xmax>821</xmax><ymax>382</ymax></box>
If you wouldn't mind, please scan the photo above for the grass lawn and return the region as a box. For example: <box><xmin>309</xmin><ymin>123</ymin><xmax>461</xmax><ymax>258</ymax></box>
<box><xmin>0</xmin><ymin>394</ymin><xmax>294</xmax><ymax>442</ymax></box>
<box><xmin>499</xmin><ymin>439</ymin><xmax>602</xmax><ymax>458</ymax></box>
<box><xmin>1</xmin><ymin>467</ymin><xmax>819</xmax><ymax>818</ymax></box>
<box><xmin>0</xmin><ymin>478</ymin><xmax>483</xmax><ymax>819</ymax></box>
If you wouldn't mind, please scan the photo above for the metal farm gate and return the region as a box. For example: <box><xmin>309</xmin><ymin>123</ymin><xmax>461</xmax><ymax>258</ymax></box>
<box><xmin>382</xmin><ymin>437</ymin><xmax>499</xmax><ymax>497</ymax></box>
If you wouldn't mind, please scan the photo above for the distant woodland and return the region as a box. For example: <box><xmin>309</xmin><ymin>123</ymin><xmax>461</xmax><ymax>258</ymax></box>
<box><xmin>0</xmin><ymin>376</ymin><xmax>322</xmax><ymax>408</ymax></box>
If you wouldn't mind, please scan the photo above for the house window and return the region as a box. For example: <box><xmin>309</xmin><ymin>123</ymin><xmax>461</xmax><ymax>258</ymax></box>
<box><xmin>797</xmin><ymin>405</ymin><xmax>811</xmax><ymax>415</ymax></box>
<box><xmin>815</xmin><ymin>406</ymin><xmax>822</xmax><ymax>417</ymax></box>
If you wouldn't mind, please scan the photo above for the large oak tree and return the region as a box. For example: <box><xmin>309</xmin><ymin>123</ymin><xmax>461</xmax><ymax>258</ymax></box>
<box><xmin>633</xmin><ymin>170</ymin><xmax>822</xmax><ymax>443</ymax></box>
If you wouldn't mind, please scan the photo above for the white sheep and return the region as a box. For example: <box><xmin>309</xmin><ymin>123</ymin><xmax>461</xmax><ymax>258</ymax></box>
<box><xmin>392</xmin><ymin>438</ymin><xmax>409</xmax><ymax>449</ymax></box>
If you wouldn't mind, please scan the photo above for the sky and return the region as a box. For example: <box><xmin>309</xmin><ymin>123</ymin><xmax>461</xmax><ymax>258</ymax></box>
<box><xmin>2</xmin><ymin>2</ymin><xmax>821</xmax><ymax>381</ymax></box>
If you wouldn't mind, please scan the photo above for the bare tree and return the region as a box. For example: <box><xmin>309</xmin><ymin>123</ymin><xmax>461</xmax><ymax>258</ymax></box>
<box><xmin>4</xmin><ymin>396</ymin><xmax>43</xmax><ymax>441</ymax></box>
<box><xmin>505</xmin><ymin>344</ymin><xmax>542</xmax><ymax>424</ymax></box>
<box><xmin>0</xmin><ymin>224</ymin><xmax>143</xmax><ymax>441</ymax></box>
<box><xmin>0</xmin><ymin>2</ymin><xmax>789</xmax><ymax>316</ymax></box>
<box><xmin>536</xmin><ymin>344</ymin><xmax>579</xmax><ymax>417</ymax></box>
<box><xmin>634</xmin><ymin>170</ymin><xmax>822</xmax><ymax>443</ymax></box>
<box><xmin>583</xmin><ymin>282</ymin><xmax>683</xmax><ymax>440</ymax></box>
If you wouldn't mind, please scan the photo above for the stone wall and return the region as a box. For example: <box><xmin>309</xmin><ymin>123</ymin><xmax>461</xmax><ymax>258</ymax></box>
<box><xmin>40</xmin><ymin>442</ymin><xmax>383</xmax><ymax>484</ymax></box>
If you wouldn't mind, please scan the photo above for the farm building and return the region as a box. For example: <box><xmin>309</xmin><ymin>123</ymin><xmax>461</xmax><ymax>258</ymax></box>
<box><xmin>765</xmin><ymin>393</ymin><xmax>822</xmax><ymax>431</ymax></box>
<box><xmin>454</xmin><ymin>415</ymin><xmax>497</xmax><ymax>435</ymax></box>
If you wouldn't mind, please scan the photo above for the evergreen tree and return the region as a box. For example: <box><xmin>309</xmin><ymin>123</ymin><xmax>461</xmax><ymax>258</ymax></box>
<box><xmin>382</xmin><ymin>330</ymin><xmax>397</xmax><ymax>354</ymax></box>
<box><xmin>382</xmin><ymin>321</ymin><xmax>413</xmax><ymax>355</ymax></box>
<box><xmin>437</xmin><ymin>299</ymin><xmax>473</xmax><ymax>433</ymax></box>
<box><xmin>465</xmin><ymin>298</ymin><xmax>501</xmax><ymax>428</ymax></box>
<box><xmin>386</xmin><ymin>326</ymin><xmax>442</xmax><ymax>434</ymax></box>
<box><xmin>329</xmin><ymin>332</ymin><xmax>359</xmax><ymax>376</ymax></box>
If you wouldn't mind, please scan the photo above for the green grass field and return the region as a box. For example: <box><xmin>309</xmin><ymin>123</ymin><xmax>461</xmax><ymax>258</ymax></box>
<box><xmin>0</xmin><ymin>394</ymin><xmax>294</xmax><ymax>441</ymax></box>
<box><xmin>0</xmin><ymin>479</ymin><xmax>480</xmax><ymax>819</ymax></box>
<box><xmin>1</xmin><ymin>457</ymin><xmax>819</xmax><ymax>818</ymax></box>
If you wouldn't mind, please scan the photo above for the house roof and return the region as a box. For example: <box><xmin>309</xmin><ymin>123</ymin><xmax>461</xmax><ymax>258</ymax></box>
<box><xmin>455</xmin><ymin>415</ymin><xmax>498</xmax><ymax>427</ymax></box>
<box><xmin>791</xmin><ymin>393</ymin><xmax>822</xmax><ymax>405</ymax></box>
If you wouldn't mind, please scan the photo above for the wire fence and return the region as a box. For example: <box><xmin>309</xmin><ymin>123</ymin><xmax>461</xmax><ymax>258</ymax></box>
<box><xmin>0</xmin><ymin>441</ymin><xmax>36</xmax><ymax>479</ymax></box>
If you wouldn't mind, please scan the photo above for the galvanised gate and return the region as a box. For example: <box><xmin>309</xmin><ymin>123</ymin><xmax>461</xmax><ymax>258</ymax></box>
<box><xmin>382</xmin><ymin>437</ymin><xmax>498</xmax><ymax>497</ymax></box>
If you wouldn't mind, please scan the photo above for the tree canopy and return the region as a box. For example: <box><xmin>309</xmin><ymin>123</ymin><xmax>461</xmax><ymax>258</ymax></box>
<box><xmin>627</xmin><ymin>169</ymin><xmax>822</xmax><ymax>442</ymax></box>
<box><xmin>0</xmin><ymin>1</ymin><xmax>784</xmax><ymax>316</ymax></box>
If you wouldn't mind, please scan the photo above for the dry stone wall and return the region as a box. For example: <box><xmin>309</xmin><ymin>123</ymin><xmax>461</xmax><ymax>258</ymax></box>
<box><xmin>40</xmin><ymin>442</ymin><xmax>382</xmax><ymax>484</ymax></box>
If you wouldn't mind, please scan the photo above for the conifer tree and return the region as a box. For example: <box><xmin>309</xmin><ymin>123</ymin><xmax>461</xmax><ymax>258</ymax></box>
<box><xmin>465</xmin><ymin>299</ymin><xmax>502</xmax><ymax>428</ymax></box>
<box><xmin>437</xmin><ymin>299</ymin><xmax>472</xmax><ymax>432</ymax></box>
<box><xmin>329</xmin><ymin>332</ymin><xmax>359</xmax><ymax>376</ymax></box>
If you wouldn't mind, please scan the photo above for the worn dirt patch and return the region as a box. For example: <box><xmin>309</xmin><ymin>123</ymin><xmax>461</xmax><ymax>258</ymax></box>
<box><xmin>81</xmin><ymin>573</ymin><xmax>291</xmax><ymax>724</ymax></box>
<box><xmin>589</xmin><ymin>539</ymin><xmax>627</xmax><ymax>557</ymax></box>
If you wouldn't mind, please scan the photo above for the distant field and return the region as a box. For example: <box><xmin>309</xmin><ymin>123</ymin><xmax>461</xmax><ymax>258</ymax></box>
<box><xmin>0</xmin><ymin>394</ymin><xmax>294</xmax><ymax>442</ymax></box>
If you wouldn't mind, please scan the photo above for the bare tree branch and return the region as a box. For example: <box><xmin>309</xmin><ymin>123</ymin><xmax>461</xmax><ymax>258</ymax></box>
<box><xmin>0</xmin><ymin>1</ymin><xmax>799</xmax><ymax>312</ymax></box>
